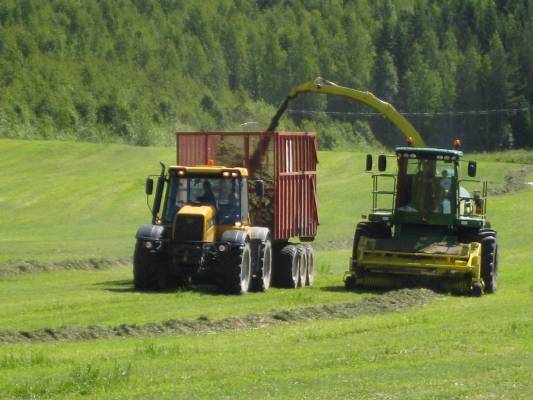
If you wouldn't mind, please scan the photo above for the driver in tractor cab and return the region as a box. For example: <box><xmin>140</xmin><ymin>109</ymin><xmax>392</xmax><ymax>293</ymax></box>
<box><xmin>197</xmin><ymin>180</ymin><xmax>216</xmax><ymax>205</ymax></box>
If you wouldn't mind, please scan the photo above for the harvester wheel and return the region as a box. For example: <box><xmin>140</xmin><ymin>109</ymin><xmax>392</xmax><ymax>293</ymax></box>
<box><xmin>133</xmin><ymin>241</ymin><xmax>159</xmax><ymax>290</ymax></box>
<box><xmin>303</xmin><ymin>244</ymin><xmax>315</xmax><ymax>286</ymax></box>
<box><xmin>352</xmin><ymin>222</ymin><xmax>370</xmax><ymax>261</ymax></box>
<box><xmin>481</xmin><ymin>235</ymin><xmax>498</xmax><ymax>294</ymax></box>
<box><xmin>297</xmin><ymin>245</ymin><xmax>307</xmax><ymax>288</ymax></box>
<box><xmin>345</xmin><ymin>275</ymin><xmax>357</xmax><ymax>290</ymax></box>
<box><xmin>277</xmin><ymin>244</ymin><xmax>299</xmax><ymax>288</ymax></box>
<box><xmin>472</xmin><ymin>282</ymin><xmax>483</xmax><ymax>297</ymax></box>
<box><xmin>351</xmin><ymin>222</ymin><xmax>391</xmax><ymax>262</ymax></box>
<box><xmin>216</xmin><ymin>242</ymin><xmax>252</xmax><ymax>294</ymax></box>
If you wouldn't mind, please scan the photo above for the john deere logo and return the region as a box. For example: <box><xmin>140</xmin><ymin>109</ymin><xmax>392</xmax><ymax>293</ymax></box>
<box><xmin>186</xmin><ymin>218</ymin><xmax>194</xmax><ymax>224</ymax></box>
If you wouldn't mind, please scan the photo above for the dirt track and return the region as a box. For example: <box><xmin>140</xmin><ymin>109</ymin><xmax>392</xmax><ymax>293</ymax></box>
<box><xmin>0</xmin><ymin>288</ymin><xmax>437</xmax><ymax>344</ymax></box>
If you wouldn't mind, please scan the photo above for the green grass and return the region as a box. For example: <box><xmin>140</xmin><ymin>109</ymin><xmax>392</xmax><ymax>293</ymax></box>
<box><xmin>1</xmin><ymin>139</ymin><xmax>533</xmax><ymax>399</ymax></box>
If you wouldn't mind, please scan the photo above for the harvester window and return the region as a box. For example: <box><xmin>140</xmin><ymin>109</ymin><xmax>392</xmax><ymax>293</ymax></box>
<box><xmin>397</xmin><ymin>158</ymin><xmax>456</xmax><ymax>214</ymax></box>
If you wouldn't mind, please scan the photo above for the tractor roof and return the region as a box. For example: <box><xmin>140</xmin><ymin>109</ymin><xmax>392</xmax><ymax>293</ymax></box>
<box><xmin>395</xmin><ymin>147</ymin><xmax>463</xmax><ymax>159</ymax></box>
<box><xmin>168</xmin><ymin>165</ymin><xmax>249</xmax><ymax>177</ymax></box>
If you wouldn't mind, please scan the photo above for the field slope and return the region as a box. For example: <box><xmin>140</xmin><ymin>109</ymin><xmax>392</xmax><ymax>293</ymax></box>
<box><xmin>1</xmin><ymin>139</ymin><xmax>532</xmax><ymax>399</ymax></box>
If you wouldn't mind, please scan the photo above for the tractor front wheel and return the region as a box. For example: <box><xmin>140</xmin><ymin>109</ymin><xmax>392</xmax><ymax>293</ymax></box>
<box><xmin>217</xmin><ymin>242</ymin><xmax>252</xmax><ymax>294</ymax></box>
<box><xmin>133</xmin><ymin>241</ymin><xmax>160</xmax><ymax>290</ymax></box>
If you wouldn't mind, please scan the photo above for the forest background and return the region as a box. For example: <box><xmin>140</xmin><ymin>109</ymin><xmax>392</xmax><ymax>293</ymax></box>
<box><xmin>0</xmin><ymin>0</ymin><xmax>531</xmax><ymax>151</ymax></box>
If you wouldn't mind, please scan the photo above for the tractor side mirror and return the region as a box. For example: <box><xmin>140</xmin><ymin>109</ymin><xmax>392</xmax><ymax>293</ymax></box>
<box><xmin>468</xmin><ymin>161</ymin><xmax>477</xmax><ymax>177</ymax></box>
<box><xmin>365</xmin><ymin>154</ymin><xmax>372</xmax><ymax>171</ymax></box>
<box><xmin>145</xmin><ymin>177</ymin><xmax>154</xmax><ymax>195</ymax></box>
<box><xmin>378</xmin><ymin>155</ymin><xmax>387</xmax><ymax>172</ymax></box>
<box><xmin>255</xmin><ymin>180</ymin><xmax>265</xmax><ymax>198</ymax></box>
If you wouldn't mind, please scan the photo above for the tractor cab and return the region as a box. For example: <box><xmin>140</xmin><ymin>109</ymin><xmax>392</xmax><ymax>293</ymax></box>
<box><xmin>162</xmin><ymin>166</ymin><xmax>251</xmax><ymax>230</ymax></box>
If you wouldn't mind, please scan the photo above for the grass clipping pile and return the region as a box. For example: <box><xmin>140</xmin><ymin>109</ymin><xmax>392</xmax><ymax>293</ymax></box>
<box><xmin>0</xmin><ymin>289</ymin><xmax>437</xmax><ymax>344</ymax></box>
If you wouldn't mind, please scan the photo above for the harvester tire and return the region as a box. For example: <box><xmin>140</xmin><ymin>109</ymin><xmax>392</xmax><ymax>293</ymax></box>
<box><xmin>481</xmin><ymin>235</ymin><xmax>498</xmax><ymax>294</ymax></box>
<box><xmin>303</xmin><ymin>244</ymin><xmax>315</xmax><ymax>286</ymax></box>
<box><xmin>277</xmin><ymin>244</ymin><xmax>299</xmax><ymax>288</ymax></box>
<box><xmin>345</xmin><ymin>275</ymin><xmax>357</xmax><ymax>290</ymax></box>
<box><xmin>251</xmin><ymin>239</ymin><xmax>273</xmax><ymax>292</ymax></box>
<box><xmin>351</xmin><ymin>222</ymin><xmax>391</xmax><ymax>262</ymax></box>
<box><xmin>216</xmin><ymin>242</ymin><xmax>252</xmax><ymax>294</ymax></box>
<box><xmin>297</xmin><ymin>245</ymin><xmax>307</xmax><ymax>288</ymax></box>
<box><xmin>133</xmin><ymin>241</ymin><xmax>159</xmax><ymax>290</ymax></box>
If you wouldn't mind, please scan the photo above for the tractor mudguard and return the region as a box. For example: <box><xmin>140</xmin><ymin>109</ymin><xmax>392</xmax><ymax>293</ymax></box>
<box><xmin>135</xmin><ymin>224</ymin><xmax>165</xmax><ymax>241</ymax></box>
<box><xmin>250</xmin><ymin>227</ymin><xmax>270</xmax><ymax>243</ymax></box>
<box><xmin>221</xmin><ymin>230</ymin><xmax>248</xmax><ymax>244</ymax></box>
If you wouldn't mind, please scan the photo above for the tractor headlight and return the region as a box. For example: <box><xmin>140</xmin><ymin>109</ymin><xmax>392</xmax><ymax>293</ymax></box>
<box><xmin>144</xmin><ymin>241</ymin><xmax>154</xmax><ymax>250</ymax></box>
<box><xmin>218</xmin><ymin>244</ymin><xmax>228</xmax><ymax>252</ymax></box>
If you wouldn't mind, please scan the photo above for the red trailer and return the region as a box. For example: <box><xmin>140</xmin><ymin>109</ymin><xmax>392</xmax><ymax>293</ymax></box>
<box><xmin>176</xmin><ymin>131</ymin><xmax>319</xmax><ymax>242</ymax></box>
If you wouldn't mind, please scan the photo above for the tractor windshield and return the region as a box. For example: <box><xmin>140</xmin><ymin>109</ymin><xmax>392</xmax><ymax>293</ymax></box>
<box><xmin>163</xmin><ymin>174</ymin><xmax>247</xmax><ymax>225</ymax></box>
<box><xmin>396</xmin><ymin>157</ymin><xmax>456</xmax><ymax>214</ymax></box>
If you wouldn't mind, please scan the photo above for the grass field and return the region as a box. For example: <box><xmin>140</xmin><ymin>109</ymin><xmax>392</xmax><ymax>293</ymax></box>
<box><xmin>1</xmin><ymin>139</ymin><xmax>532</xmax><ymax>399</ymax></box>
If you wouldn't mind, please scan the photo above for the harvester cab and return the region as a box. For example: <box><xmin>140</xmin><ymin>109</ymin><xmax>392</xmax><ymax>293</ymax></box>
<box><xmin>346</xmin><ymin>144</ymin><xmax>498</xmax><ymax>296</ymax></box>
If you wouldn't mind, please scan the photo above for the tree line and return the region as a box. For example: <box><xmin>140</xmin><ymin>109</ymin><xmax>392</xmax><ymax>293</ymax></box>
<box><xmin>0</xmin><ymin>0</ymin><xmax>531</xmax><ymax>150</ymax></box>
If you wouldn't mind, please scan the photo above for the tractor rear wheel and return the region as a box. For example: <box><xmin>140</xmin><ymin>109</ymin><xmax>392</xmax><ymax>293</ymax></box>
<box><xmin>133</xmin><ymin>241</ymin><xmax>159</xmax><ymax>290</ymax></box>
<box><xmin>251</xmin><ymin>239</ymin><xmax>273</xmax><ymax>292</ymax></box>
<box><xmin>217</xmin><ymin>242</ymin><xmax>252</xmax><ymax>294</ymax></box>
<box><xmin>480</xmin><ymin>235</ymin><xmax>498</xmax><ymax>294</ymax></box>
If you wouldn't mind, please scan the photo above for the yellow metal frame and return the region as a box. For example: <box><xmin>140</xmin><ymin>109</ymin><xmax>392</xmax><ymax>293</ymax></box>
<box><xmin>348</xmin><ymin>237</ymin><xmax>483</xmax><ymax>289</ymax></box>
<box><xmin>285</xmin><ymin>78</ymin><xmax>427</xmax><ymax>148</ymax></box>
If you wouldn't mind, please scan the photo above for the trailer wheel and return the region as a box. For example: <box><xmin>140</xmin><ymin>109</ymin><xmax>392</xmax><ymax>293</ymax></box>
<box><xmin>217</xmin><ymin>242</ymin><xmax>252</xmax><ymax>294</ymax></box>
<box><xmin>277</xmin><ymin>244</ymin><xmax>299</xmax><ymax>288</ymax></box>
<box><xmin>481</xmin><ymin>235</ymin><xmax>498</xmax><ymax>294</ymax></box>
<box><xmin>303</xmin><ymin>244</ymin><xmax>315</xmax><ymax>286</ymax></box>
<box><xmin>297</xmin><ymin>245</ymin><xmax>307</xmax><ymax>288</ymax></box>
<box><xmin>133</xmin><ymin>240</ymin><xmax>159</xmax><ymax>290</ymax></box>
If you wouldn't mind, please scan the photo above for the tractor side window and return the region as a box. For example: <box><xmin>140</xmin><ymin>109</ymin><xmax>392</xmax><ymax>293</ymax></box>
<box><xmin>217</xmin><ymin>178</ymin><xmax>242</xmax><ymax>225</ymax></box>
<box><xmin>164</xmin><ymin>175</ymin><xmax>188</xmax><ymax>223</ymax></box>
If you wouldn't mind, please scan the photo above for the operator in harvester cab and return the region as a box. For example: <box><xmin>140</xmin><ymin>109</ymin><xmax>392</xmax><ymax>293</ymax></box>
<box><xmin>439</xmin><ymin>169</ymin><xmax>452</xmax><ymax>214</ymax></box>
<box><xmin>197</xmin><ymin>180</ymin><xmax>216</xmax><ymax>205</ymax></box>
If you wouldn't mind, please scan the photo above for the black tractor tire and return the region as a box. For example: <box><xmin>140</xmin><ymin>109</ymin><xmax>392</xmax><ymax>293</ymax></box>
<box><xmin>276</xmin><ymin>244</ymin><xmax>299</xmax><ymax>288</ymax></box>
<box><xmin>133</xmin><ymin>241</ymin><xmax>160</xmax><ymax>290</ymax></box>
<box><xmin>216</xmin><ymin>242</ymin><xmax>252</xmax><ymax>294</ymax></box>
<box><xmin>251</xmin><ymin>239</ymin><xmax>273</xmax><ymax>292</ymax></box>
<box><xmin>303</xmin><ymin>244</ymin><xmax>315</xmax><ymax>286</ymax></box>
<box><xmin>297</xmin><ymin>245</ymin><xmax>307</xmax><ymax>288</ymax></box>
<box><xmin>480</xmin><ymin>235</ymin><xmax>498</xmax><ymax>294</ymax></box>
